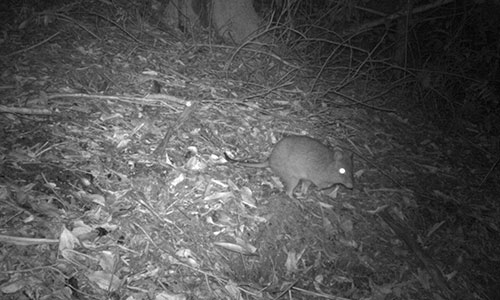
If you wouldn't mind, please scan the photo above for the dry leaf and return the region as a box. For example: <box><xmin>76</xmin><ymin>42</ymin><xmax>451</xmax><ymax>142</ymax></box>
<box><xmin>86</xmin><ymin>271</ymin><xmax>121</xmax><ymax>292</ymax></box>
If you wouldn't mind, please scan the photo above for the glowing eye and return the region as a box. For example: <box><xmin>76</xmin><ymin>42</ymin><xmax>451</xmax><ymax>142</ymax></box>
<box><xmin>339</xmin><ymin>168</ymin><xmax>346</xmax><ymax>174</ymax></box>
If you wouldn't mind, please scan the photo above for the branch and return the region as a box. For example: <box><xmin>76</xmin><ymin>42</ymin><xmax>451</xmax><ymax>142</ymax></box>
<box><xmin>346</xmin><ymin>0</ymin><xmax>455</xmax><ymax>35</ymax></box>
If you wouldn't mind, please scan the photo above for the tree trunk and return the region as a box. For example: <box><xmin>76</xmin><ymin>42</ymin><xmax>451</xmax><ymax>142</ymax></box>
<box><xmin>211</xmin><ymin>0</ymin><xmax>263</xmax><ymax>44</ymax></box>
<box><xmin>156</xmin><ymin>0</ymin><xmax>265</xmax><ymax>45</ymax></box>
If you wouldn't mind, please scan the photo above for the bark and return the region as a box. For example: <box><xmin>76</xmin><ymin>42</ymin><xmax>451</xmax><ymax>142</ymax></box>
<box><xmin>211</xmin><ymin>0</ymin><xmax>263</xmax><ymax>44</ymax></box>
<box><xmin>156</xmin><ymin>0</ymin><xmax>265</xmax><ymax>45</ymax></box>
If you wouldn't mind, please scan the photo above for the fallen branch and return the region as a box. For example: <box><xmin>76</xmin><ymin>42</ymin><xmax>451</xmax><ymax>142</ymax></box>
<box><xmin>378</xmin><ymin>207</ymin><xmax>454</xmax><ymax>299</ymax></box>
<box><xmin>347</xmin><ymin>0</ymin><xmax>455</xmax><ymax>34</ymax></box>
<box><xmin>0</xmin><ymin>105</ymin><xmax>52</xmax><ymax>115</ymax></box>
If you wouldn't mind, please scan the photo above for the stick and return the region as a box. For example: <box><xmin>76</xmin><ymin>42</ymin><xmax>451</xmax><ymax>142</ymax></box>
<box><xmin>153</xmin><ymin>101</ymin><xmax>197</xmax><ymax>158</ymax></box>
<box><xmin>347</xmin><ymin>0</ymin><xmax>455</xmax><ymax>34</ymax></box>
<box><xmin>378</xmin><ymin>208</ymin><xmax>454</xmax><ymax>299</ymax></box>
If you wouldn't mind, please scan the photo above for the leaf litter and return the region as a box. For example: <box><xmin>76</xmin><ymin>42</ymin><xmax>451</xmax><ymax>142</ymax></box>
<box><xmin>0</xmin><ymin>2</ymin><xmax>498</xmax><ymax>300</ymax></box>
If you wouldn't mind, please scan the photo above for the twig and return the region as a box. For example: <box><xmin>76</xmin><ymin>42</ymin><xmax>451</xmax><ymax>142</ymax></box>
<box><xmin>3</xmin><ymin>32</ymin><xmax>61</xmax><ymax>57</ymax></box>
<box><xmin>324</xmin><ymin>89</ymin><xmax>396</xmax><ymax>112</ymax></box>
<box><xmin>346</xmin><ymin>0</ymin><xmax>455</xmax><ymax>34</ymax></box>
<box><xmin>153</xmin><ymin>101</ymin><xmax>198</xmax><ymax>158</ymax></box>
<box><xmin>377</xmin><ymin>208</ymin><xmax>454</xmax><ymax>299</ymax></box>
<box><xmin>54</xmin><ymin>13</ymin><xmax>100</xmax><ymax>39</ymax></box>
<box><xmin>0</xmin><ymin>105</ymin><xmax>52</xmax><ymax>115</ymax></box>
<box><xmin>479</xmin><ymin>156</ymin><xmax>500</xmax><ymax>187</ymax></box>
<box><xmin>1</xmin><ymin>93</ymin><xmax>186</xmax><ymax>114</ymax></box>
<box><xmin>87</xmin><ymin>12</ymin><xmax>143</xmax><ymax>44</ymax></box>
<box><xmin>0</xmin><ymin>234</ymin><xmax>59</xmax><ymax>245</ymax></box>
<box><xmin>223</xmin><ymin>25</ymin><xmax>303</xmax><ymax>73</ymax></box>
<box><xmin>127</xmin><ymin>190</ymin><xmax>174</xmax><ymax>225</ymax></box>
<box><xmin>292</xmin><ymin>286</ymin><xmax>351</xmax><ymax>300</ymax></box>
<box><xmin>39</xmin><ymin>93</ymin><xmax>186</xmax><ymax>107</ymax></box>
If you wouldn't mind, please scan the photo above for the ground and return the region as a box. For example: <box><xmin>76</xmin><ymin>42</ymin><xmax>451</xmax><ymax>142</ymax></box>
<box><xmin>0</xmin><ymin>2</ymin><xmax>498</xmax><ymax>300</ymax></box>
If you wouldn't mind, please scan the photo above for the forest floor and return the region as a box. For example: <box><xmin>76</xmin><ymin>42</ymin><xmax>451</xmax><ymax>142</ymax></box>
<box><xmin>0</xmin><ymin>3</ymin><xmax>498</xmax><ymax>300</ymax></box>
